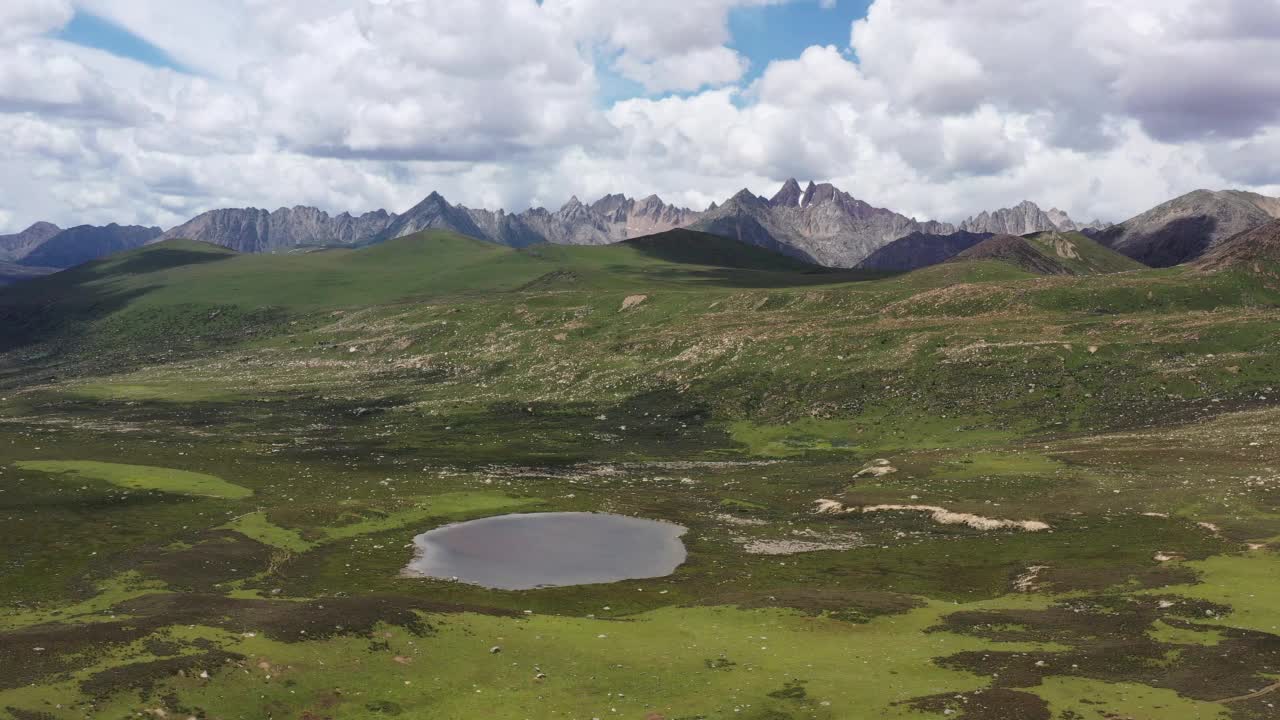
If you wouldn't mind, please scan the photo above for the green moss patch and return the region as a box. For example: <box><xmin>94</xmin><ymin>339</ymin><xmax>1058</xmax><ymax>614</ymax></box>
<box><xmin>15</xmin><ymin>460</ymin><xmax>252</xmax><ymax>499</ymax></box>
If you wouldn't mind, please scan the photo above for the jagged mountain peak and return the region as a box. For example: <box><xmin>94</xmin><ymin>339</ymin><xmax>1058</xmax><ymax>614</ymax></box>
<box><xmin>692</xmin><ymin>181</ymin><xmax>956</xmax><ymax>267</ymax></box>
<box><xmin>771</xmin><ymin>178</ymin><xmax>804</xmax><ymax>207</ymax></box>
<box><xmin>802</xmin><ymin>182</ymin><xmax>843</xmax><ymax>208</ymax></box>
<box><xmin>960</xmin><ymin>200</ymin><xmax>1093</xmax><ymax>235</ymax></box>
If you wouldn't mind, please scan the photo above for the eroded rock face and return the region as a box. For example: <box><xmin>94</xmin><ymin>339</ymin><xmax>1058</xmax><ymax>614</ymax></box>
<box><xmin>0</xmin><ymin>222</ymin><xmax>61</xmax><ymax>262</ymax></box>
<box><xmin>692</xmin><ymin>181</ymin><xmax>957</xmax><ymax>267</ymax></box>
<box><xmin>157</xmin><ymin>182</ymin><xmax>1126</xmax><ymax>270</ymax></box>
<box><xmin>162</xmin><ymin>206</ymin><xmax>397</xmax><ymax>253</ymax></box>
<box><xmin>377</xmin><ymin>192</ymin><xmax>703</xmax><ymax>248</ymax></box>
<box><xmin>960</xmin><ymin>200</ymin><xmax>1101</xmax><ymax>235</ymax></box>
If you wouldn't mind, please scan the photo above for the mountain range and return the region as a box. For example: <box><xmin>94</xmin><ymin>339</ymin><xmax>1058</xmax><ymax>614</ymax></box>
<box><xmin>6</xmin><ymin>182</ymin><xmax>1280</xmax><ymax>282</ymax></box>
<box><xmin>959</xmin><ymin>200</ymin><xmax>1110</xmax><ymax>235</ymax></box>
<box><xmin>155</xmin><ymin>180</ymin><xmax>1111</xmax><ymax>267</ymax></box>
<box><xmin>0</xmin><ymin>222</ymin><xmax>162</xmax><ymax>284</ymax></box>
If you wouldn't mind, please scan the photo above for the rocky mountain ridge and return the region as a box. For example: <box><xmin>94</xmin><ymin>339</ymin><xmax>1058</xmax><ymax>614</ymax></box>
<box><xmin>20</xmin><ymin>224</ymin><xmax>162</xmax><ymax>269</ymax></box>
<box><xmin>0</xmin><ymin>222</ymin><xmax>62</xmax><ymax>262</ymax></box>
<box><xmin>161</xmin><ymin>206</ymin><xmax>398</xmax><ymax>254</ymax></box>
<box><xmin>960</xmin><ymin>200</ymin><xmax>1108</xmax><ymax>235</ymax></box>
<box><xmin>16</xmin><ymin>184</ymin><xmax>1279</xmax><ymax>278</ymax></box>
<box><xmin>1098</xmin><ymin>189</ymin><xmax>1280</xmax><ymax>267</ymax></box>
<box><xmin>689</xmin><ymin>179</ymin><xmax>957</xmax><ymax>267</ymax></box>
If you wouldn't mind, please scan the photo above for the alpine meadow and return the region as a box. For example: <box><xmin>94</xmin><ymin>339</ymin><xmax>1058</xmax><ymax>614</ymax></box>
<box><xmin>2</xmin><ymin>2</ymin><xmax>1280</xmax><ymax>720</ymax></box>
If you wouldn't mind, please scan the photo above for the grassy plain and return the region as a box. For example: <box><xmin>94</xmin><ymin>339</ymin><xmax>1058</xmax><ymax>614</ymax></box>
<box><xmin>0</xmin><ymin>230</ymin><xmax>1277</xmax><ymax>719</ymax></box>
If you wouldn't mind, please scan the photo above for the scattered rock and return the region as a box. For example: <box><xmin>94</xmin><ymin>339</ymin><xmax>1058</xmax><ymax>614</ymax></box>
<box><xmin>620</xmin><ymin>294</ymin><xmax>648</xmax><ymax>311</ymax></box>
<box><xmin>855</xmin><ymin>460</ymin><xmax>898</xmax><ymax>478</ymax></box>
<box><xmin>1014</xmin><ymin>565</ymin><xmax>1050</xmax><ymax>592</ymax></box>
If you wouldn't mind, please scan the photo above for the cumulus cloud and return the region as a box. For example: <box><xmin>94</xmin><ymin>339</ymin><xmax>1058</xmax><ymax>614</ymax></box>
<box><xmin>0</xmin><ymin>0</ymin><xmax>73</xmax><ymax>43</ymax></box>
<box><xmin>850</xmin><ymin>0</ymin><xmax>1280</xmax><ymax>146</ymax></box>
<box><xmin>0</xmin><ymin>0</ymin><xmax>1278</xmax><ymax>235</ymax></box>
<box><xmin>546</xmin><ymin>0</ymin><xmax>774</xmax><ymax>92</ymax></box>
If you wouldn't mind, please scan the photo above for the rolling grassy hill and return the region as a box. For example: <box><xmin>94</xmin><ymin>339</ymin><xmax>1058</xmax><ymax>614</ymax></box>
<box><xmin>949</xmin><ymin>231</ymin><xmax>1146</xmax><ymax>276</ymax></box>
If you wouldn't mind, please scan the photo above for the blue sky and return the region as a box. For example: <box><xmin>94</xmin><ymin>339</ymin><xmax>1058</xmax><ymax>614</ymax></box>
<box><xmin>54</xmin><ymin>10</ymin><xmax>190</xmax><ymax>73</ymax></box>
<box><xmin>730</xmin><ymin>0</ymin><xmax>871</xmax><ymax>80</ymax></box>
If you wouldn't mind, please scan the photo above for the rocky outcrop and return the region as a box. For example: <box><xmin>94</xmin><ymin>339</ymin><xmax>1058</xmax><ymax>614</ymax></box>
<box><xmin>590</xmin><ymin>194</ymin><xmax>702</xmax><ymax>240</ymax></box>
<box><xmin>20</xmin><ymin>224</ymin><xmax>162</xmax><ymax>269</ymax></box>
<box><xmin>376</xmin><ymin>192</ymin><xmax>702</xmax><ymax>248</ymax></box>
<box><xmin>0</xmin><ymin>222</ymin><xmax>62</xmax><ymax>262</ymax></box>
<box><xmin>692</xmin><ymin>180</ymin><xmax>955</xmax><ymax>267</ymax></box>
<box><xmin>960</xmin><ymin>201</ymin><xmax>1101</xmax><ymax>235</ymax></box>
<box><xmin>1097</xmin><ymin>190</ymin><xmax>1280</xmax><ymax>267</ymax></box>
<box><xmin>161</xmin><ymin>206</ymin><xmax>397</xmax><ymax>253</ymax></box>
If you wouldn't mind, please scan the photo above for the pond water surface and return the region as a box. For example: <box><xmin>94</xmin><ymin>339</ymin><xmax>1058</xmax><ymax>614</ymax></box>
<box><xmin>403</xmin><ymin>512</ymin><xmax>688</xmax><ymax>590</ymax></box>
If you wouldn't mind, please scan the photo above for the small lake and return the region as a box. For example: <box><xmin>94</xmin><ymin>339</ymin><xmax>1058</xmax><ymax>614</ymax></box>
<box><xmin>403</xmin><ymin>512</ymin><xmax>688</xmax><ymax>590</ymax></box>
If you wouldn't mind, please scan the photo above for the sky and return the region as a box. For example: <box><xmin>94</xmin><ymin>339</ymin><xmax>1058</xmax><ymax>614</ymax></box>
<box><xmin>1</xmin><ymin>0</ymin><xmax>1279</xmax><ymax>234</ymax></box>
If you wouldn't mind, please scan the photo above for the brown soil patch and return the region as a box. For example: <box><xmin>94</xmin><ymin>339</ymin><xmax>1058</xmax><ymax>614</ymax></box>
<box><xmin>906</xmin><ymin>688</ymin><xmax>1050</xmax><ymax>720</ymax></box>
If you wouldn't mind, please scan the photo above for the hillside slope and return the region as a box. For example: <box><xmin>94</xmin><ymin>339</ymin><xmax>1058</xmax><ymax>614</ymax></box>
<box><xmin>0</xmin><ymin>228</ymin><xmax>835</xmax><ymax>346</ymax></box>
<box><xmin>1098</xmin><ymin>189</ymin><xmax>1280</xmax><ymax>267</ymax></box>
<box><xmin>948</xmin><ymin>232</ymin><xmax>1144</xmax><ymax>275</ymax></box>
<box><xmin>858</xmin><ymin>230</ymin><xmax>993</xmax><ymax>272</ymax></box>
<box><xmin>1193</xmin><ymin>219</ymin><xmax>1280</xmax><ymax>275</ymax></box>
<box><xmin>0</xmin><ymin>261</ymin><xmax>57</xmax><ymax>286</ymax></box>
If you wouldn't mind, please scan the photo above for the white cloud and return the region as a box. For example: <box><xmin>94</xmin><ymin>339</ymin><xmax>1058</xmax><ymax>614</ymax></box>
<box><xmin>614</xmin><ymin>45</ymin><xmax>749</xmax><ymax>94</ymax></box>
<box><xmin>0</xmin><ymin>0</ymin><xmax>72</xmax><ymax>44</ymax></box>
<box><xmin>0</xmin><ymin>0</ymin><xmax>1278</xmax><ymax>236</ymax></box>
<box><xmin>545</xmin><ymin>0</ymin><xmax>780</xmax><ymax>92</ymax></box>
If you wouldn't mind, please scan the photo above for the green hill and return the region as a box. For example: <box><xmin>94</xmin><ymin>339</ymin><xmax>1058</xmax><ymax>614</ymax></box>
<box><xmin>946</xmin><ymin>231</ymin><xmax>1145</xmax><ymax>275</ymax></box>
<box><xmin>0</xmin><ymin>229</ymin><xmax>866</xmax><ymax>352</ymax></box>
<box><xmin>1022</xmin><ymin>230</ymin><xmax>1148</xmax><ymax>274</ymax></box>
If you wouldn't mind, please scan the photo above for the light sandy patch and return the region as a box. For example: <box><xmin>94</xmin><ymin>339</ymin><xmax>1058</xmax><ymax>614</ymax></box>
<box><xmin>620</xmin><ymin>295</ymin><xmax>648</xmax><ymax>311</ymax></box>
<box><xmin>1051</xmin><ymin>236</ymin><xmax>1081</xmax><ymax>260</ymax></box>
<box><xmin>814</xmin><ymin>499</ymin><xmax>1050</xmax><ymax>532</ymax></box>
<box><xmin>862</xmin><ymin>504</ymin><xmax>1051</xmax><ymax>532</ymax></box>
<box><xmin>814</xmin><ymin>499</ymin><xmax>846</xmax><ymax>515</ymax></box>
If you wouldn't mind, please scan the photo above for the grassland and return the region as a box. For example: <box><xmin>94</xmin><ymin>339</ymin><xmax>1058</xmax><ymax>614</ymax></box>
<box><xmin>0</xmin><ymin>230</ymin><xmax>1278</xmax><ymax>719</ymax></box>
<box><xmin>15</xmin><ymin>460</ymin><xmax>253</xmax><ymax>499</ymax></box>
